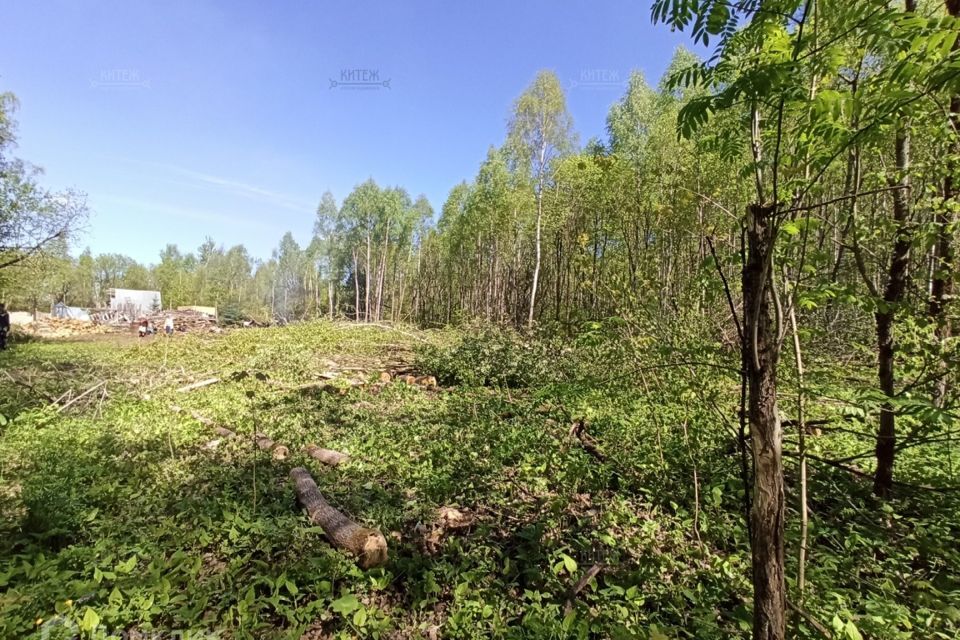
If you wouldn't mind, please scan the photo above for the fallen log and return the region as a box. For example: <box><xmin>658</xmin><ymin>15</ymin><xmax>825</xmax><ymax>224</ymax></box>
<box><xmin>305</xmin><ymin>444</ymin><xmax>349</xmax><ymax>466</ymax></box>
<box><xmin>289</xmin><ymin>467</ymin><xmax>387</xmax><ymax>568</ymax></box>
<box><xmin>255</xmin><ymin>432</ymin><xmax>276</xmax><ymax>450</ymax></box>
<box><xmin>176</xmin><ymin>378</ymin><xmax>220</xmax><ymax>393</ymax></box>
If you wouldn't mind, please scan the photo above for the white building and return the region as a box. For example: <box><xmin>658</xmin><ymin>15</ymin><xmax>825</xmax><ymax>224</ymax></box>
<box><xmin>108</xmin><ymin>288</ymin><xmax>162</xmax><ymax>318</ymax></box>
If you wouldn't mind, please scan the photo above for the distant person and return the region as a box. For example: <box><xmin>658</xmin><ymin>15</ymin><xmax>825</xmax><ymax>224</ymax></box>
<box><xmin>0</xmin><ymin>303</ymin><xmax>9</xmax><ymax>350</ymax></box>
<box><xmin>164</xmin><ymin>315</ymin><xmax>174</xmax><ymax>335</ymax></box>
<box><xmin>138</xmin><ymin>319</ymin><xmax>149</xmax><ymax>338</ymax></box>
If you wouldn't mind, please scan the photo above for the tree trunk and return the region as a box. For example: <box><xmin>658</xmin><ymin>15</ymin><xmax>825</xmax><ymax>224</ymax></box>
<box><xmin>786</xmin><ymin>278</ymin><xmax>810</xmax><ymax>605</ymax></box>
<box><xmin>874</xmin><ymin>120</ymin><xmax>912</xmax><ymax>498</ymax></box>
<box><xmin>375</xmin><ymin>222</ymin><xmax>390</xmax><ymax>322</ymax></box>
<box><xmin>289</xmin><ymin>467</ymin><xmax>387</xmax><ymax>568</ymax></box>
<box><xmin>743</xmin><ymin>203</ymin><xmax>785</xmax><ymax>640</ymax></box>
<box><xmin>353</xmin><ymin>250</ymin><xmax>361</xmax><ymax>322</ymax></box>
<box><xmin>528</xmin><ymin>140</ymin><xmax>548</xmax><ymax>329</ymax></box>
<box><xmin>529</xmin><ymin>189</ymin><xmax>543</xmax><ymax>328</ymax></box>
<box><xmin>365</xmin><ymin>231</ymin><xmax>372</xmax><ymax>322</ymax></box>
<box><xmin>328</xmin><ymin>279</ymin><xmax>335</xmax><ymax>320</ymax></box>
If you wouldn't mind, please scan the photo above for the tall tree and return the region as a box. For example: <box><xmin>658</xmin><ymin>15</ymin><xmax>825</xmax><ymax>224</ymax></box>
<box><xmin>314</xmin><ymin>191</ymin><xmax>340</xmax><ymax>319</ymax></box>
<box><xmin>506</xmin><ymin>71</ymin><xmax>575</xmax><ymax>327</ymax></box>
<box><xmin>0</xmin><ymin>93</ymin><xmax>88</xmax><ymax>271</ymax></box>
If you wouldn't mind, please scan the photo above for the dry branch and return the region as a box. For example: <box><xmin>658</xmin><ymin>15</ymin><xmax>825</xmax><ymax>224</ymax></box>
<box><xmin>289</xmin><ymin>467</ymin><xmax>387</xmax><ymax>568</ymax></box>
<box><xmin>58</xmin><ymin>380</ymin><xmax>107</xmax><ymax>412</ymax></box>
<box><xmin>564</xmin><ymin>564</ymin><xmax>603</xmax><ymax>616</ymax></box>
<box><xmin>569</xmin><ymin>420</ymin><xmax>606</xmax><ymax>462</ymax></box>
<box><xmin>787</xmin><ymin>599</ymin><xmax>833</xmax><ymax>639</ymax></box>
<box><xmin>305</xmin><ymin>444</ymin><xmax>349</xmax><ymax>466</ymax></box>
<box><xmin>176</xmin><ymin>378</ymin><xmax>220</xmax><ymax>393</ymax></box>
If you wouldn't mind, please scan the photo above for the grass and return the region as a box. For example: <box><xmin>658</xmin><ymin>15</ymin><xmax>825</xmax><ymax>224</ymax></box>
<box><xmin>0</xmin><ymin>321</ymin><xmax>958</xmax><ymax>639</ymax></box>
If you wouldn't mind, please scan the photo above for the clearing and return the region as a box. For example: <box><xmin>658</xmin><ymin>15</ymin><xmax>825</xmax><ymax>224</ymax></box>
<box><xmin>0</xmin><ymin>322</ymin><xmax>957</xmax><ymax>639</ymax></box>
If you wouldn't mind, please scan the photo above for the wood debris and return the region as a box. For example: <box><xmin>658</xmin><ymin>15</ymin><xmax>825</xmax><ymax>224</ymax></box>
<box><xmin>19</xmin><ymin>317</ymin><xmax>114</xmax><ymax>338</ymax></box>
<box><xmin>176</xmin><ymin>378</ymin><xmax>220</xmax><ymax>393</ymax></box>
<box><xmin>146</xmin><ymin>309</ymin><xmax>219</xmax><ymax>334</ymax></box>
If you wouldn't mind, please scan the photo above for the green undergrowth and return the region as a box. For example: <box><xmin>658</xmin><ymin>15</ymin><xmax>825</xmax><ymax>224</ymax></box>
<box><xmin>0</xmin><ymin>321</ymin><xmax>957</xmax><ymax>639</ymax></box>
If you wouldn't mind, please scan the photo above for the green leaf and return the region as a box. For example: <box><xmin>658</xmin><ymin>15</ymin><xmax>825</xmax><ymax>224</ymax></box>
<box><xmin>844</xmin><ymin>620</ymin><xmax>864</xmax><ymax>640</ymax></box>
<box><xmin>353</xmin><ymin>606</ymin><xmax>367</xmax><ymax>626</ymax></box>
<box><xmin>80</xmin><ymin>607</ymin><xmax>100</xmax><ymax>633</ymax></box>
<box><xmin>115</xmin><ymin>555</ymin><xmax>137</xmax><ymax>574</ymax></box>
<box><xmin>331</xmin><ymin>593</ymin><xmax>360</xmax><ymax>615</ymax></box>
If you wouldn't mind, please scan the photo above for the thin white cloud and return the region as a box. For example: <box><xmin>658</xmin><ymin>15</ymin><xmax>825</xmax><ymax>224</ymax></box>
<box><xmin>94</xmin><ymin>194</ymin><xmax>282</xmax><ymax>231</ymax></box>
<box><xmin>170</xmin><ymin>167</ymin><xmax>315</xmax><ymax>213</ymax></box>
<box><xmin>100</xmin><ymin>155</ymin><xmax>316</xmax><ymax>214</ymax></box>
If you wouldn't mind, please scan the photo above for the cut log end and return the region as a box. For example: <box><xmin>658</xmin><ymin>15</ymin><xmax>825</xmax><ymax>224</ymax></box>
<box><xmin>358</xmin><ymin>531</ymin><xmax>389</xmax><ymax>569</ymax></box>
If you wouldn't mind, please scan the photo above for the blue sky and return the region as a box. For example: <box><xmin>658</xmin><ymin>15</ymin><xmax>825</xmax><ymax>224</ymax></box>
<box><xmin>1</xmin><ymin>0</ymin><xmax>693</xmax><ymax>264</ymax></box>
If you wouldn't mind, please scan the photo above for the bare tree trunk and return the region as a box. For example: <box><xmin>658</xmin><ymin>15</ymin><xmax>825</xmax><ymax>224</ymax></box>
<box><xmin>353</xmin><ymin>250</ymin><xmax>361</xmax><ymax>322</ymax></box>
<box><xmin>529</xmin><ymin>191</ymin><xmax>543</xmax><ymax>328</ymax></box>
<box><xmin>375</xmin><ymin>222</ymin><xmax>390</xmax><ymax>322</ymax></box>
<box><xmin>365</xmin><ymin>231</ymin><xmax>372</xmax><ymax>322</ymax></box>
<box><xmin>555</xmin><ymin>233</ymin><xmax>563</xmax><ymax>323</ymax></box>
<box><xmin>528</xmin><ymin>143</ymin><xmax>547</xmax><ymax>329</ymax></box>
<box><xmin>328</xmin><ymin>278</ymin><xmax>335</xmax><ymax>320</ymax></box>
<box><xmin>874</xmin><ymin>119</ymin><xmax>912</xmax><ymax>498</ymax></box>
<box><xmin>787</xmin><ymin>281</ymin><xmax>809</xmax><ymax>605</ymax></box>
<box><xmin>744</xmin><ymin>202</ymin><xmax>785</xmax><ymax>640</ymax></box>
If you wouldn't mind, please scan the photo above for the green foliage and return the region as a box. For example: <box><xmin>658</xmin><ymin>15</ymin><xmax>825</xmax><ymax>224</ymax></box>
<box><xmin>0</xmin><ymin>322</ymin><xmax>957</xmax><ymax>638</ymax></box>
<box><xmin>414</xmin><ymin>325</ymin><xmax>554</xmax><ymax>388</ymax></box>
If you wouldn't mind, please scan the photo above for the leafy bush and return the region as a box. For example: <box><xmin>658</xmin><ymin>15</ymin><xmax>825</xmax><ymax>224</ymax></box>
<box><xmin>415</xmin><ymin>325</ymin><xmax>555</xmax><ymax>388</ymax></box>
